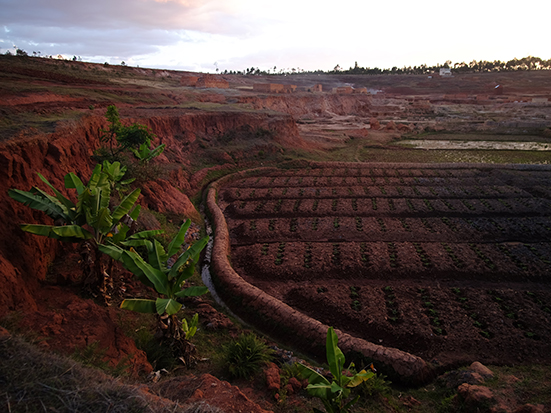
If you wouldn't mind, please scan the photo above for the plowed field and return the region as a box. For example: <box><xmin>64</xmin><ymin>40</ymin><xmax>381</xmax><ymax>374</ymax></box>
<box><xmin>218</xmin><ymin>165</ymin><xmax>551</xmax><ymax>366</ymax></box>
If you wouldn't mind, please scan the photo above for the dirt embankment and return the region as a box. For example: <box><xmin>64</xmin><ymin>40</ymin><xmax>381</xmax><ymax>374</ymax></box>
<box><xmin>0</xmin><ymin>109</ymin><xmax>298</xmax><ymax>372</ymax></box>
<box><xmin>236</xmin><ymin>93</ymin><xmax>372</xmax><ymax>118</ymax></box>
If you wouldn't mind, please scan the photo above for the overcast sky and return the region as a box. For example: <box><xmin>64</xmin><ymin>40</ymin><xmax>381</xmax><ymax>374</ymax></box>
<box><xmin>1</xmin><ymin>0</ymin><xmax>549</xmax><ymax>73</ymax></box>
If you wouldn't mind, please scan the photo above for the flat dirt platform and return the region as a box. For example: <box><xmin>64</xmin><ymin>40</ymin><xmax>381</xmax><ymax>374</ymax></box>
<box><xmin>217</xmin><ymin>164</ymin><xmax>551</xmax><ymax>367</ymax></box>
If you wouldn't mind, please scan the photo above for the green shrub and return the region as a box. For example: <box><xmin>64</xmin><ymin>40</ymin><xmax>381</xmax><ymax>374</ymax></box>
<box><xmin>224</xmin><ymin>333</ymin><xmax>273</xmax><ymax>379</ymax></box>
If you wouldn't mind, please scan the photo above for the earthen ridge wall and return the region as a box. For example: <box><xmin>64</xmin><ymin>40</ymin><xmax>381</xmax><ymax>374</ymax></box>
<box><xmin>207</xmin><ymin>169</ymin><xmax>432</xmax><ymax>384</ymax></box>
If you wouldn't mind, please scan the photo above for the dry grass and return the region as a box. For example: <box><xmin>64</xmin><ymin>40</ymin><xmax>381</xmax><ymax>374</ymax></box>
<box><xmin>0</xmin><ymin>333</ymin><xmax>216</xmax><ymax>413</ymax></box>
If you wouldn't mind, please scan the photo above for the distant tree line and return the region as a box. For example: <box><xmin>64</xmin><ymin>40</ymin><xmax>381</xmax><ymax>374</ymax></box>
<box><xmin>222</xmin><ymin>56</ymin><xmax>551</xmax><ymax>76</ymax></box>
<box><xmin>4</xmin><ymin>48</ymin><xmax>550</xmax><ymax>76</ymax></box>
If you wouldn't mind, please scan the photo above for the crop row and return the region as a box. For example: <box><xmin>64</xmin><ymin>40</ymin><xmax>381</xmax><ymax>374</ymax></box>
<box><xmin>225</xmin><ymin>196</ymin><xmax>549</xmax><ymax>217</ymax></box>
<box><xmin>230</xmin><ymin>216</ymin><xmax>551</xmax><ymax>243</ymax></box>
<box><xmin>224</xmin><ymin>186</ymin><xmax>537</xmax><ymax>202</ymax></box>
<box><xmin>301</xmin><ymin>284</ymin><xmax>551</xmax><ymax>343</ymax></box>
<box><xmin>232</xmin><ymin>241</ymin><xmax>551</xmax><ymax>280</ymax></box>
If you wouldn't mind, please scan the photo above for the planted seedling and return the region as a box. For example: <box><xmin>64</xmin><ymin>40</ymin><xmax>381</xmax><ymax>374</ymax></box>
<box><xmin>355</xmin><ymin>217</ymin><xmax>363</xmax><ymax>232</ymax></box>
<box><xmin>268</xmin><ymin>219</ymin><xmax>276</xmax><ymax>231</ymax></box>
<box><xmin>275</xmin><ymin>242</ymin><xmax>285</xmax><ymax>265</ymax></box>
<box><xmin>311</xmin><ymin>217</ymin><xmax>319</xmax><ymax>231</ymax></box>
<box><xmin>304</xmin><ymin>243</ymin><xmax>313</xmax><ymax>268</ymax></box>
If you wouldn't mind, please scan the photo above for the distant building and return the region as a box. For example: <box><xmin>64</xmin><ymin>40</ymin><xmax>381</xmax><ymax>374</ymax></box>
<box><xmin>439</xmin><ymin>68</ymin><xmax>452</xmax><ymax>77</ymax></box>
<box><xmin>353</xmin><ymin>87</ymin><xmax>368</xmax><ymax>94</ymax></box>
<box><xmin>196</xmin><ymin>74</ymin><xmax>229</xmax><ymax>89</ymax></box>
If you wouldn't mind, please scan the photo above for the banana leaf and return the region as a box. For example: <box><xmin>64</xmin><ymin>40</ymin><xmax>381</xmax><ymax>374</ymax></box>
<box><xmin>120</xmin><ymin>299</ymin><xmax>156</xmax><ymax>314</ymax></box>
<box><xmin>326</xmin><ymin>327</ymin><xmax>346</xmax><ymax>385</ymax></box>
<box><xmin>98</xmin><ymin>243</ymin><xmax>124</xmax><ymax>261</ymax></box>
<box><xmin>174</xmin><ymin>286</ymin><xmax>208</xmax><ymax>298</ymax></box>
<box><xmin>64</xmin><ymin>172</ymin><xmax>85</xmax><ymax>195</ymax></box>
<box><xmin>37</xmin><ymin>173</ymin><xmax>77</xmax><ymax>216</ymax></box>
<box><xmin>8</xmin><ymin>188</ymin><xmax>68</xmax><ymax>221</ymax></box>
<box><xmin>168</xmin><ymin>236</ymin><xmax>209</xmax><ymax>280</ymax></box>
<box><xmin>20</xmin><ymin>224</ymin><xmax>91</xmax><ymax>242</ymax></box>
<box><xmin>155</xmin><ymin>298</ymin><xmax>182</xmax><ymax>316</ymax></box>
<box><xmin>166</xmin><ymin>220</ymin><xmax>191</xmax><ymax>258</ymax></box>
<box><xmin>121</xmin><ymin>250</ymin><xmax>168</xmax><ymax>295</ymax></box>
<box><xmin>148</xmin><ymin>239</ymin><xmax>168</xmax><ymax>272</ymax></box>
<box><xmin>127</xmin><ymin>229</ymin><xmax>164</xmax><ymax>239</ymax></box>
<box><xmin>111</xmin><ymin>188</ymin><xmax>141</xmax><ymax>224</ymax></box>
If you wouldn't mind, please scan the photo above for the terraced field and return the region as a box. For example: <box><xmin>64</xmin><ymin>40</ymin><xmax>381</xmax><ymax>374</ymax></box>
<box><xmin>217</xmin><ymin>164</ymin><xmax>551</xmax><ymax>366</ymax></box>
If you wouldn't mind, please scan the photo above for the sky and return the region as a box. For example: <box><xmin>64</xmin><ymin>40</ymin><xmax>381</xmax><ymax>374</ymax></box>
<box><xmin>1</xmin><ymin>0</ymin><xmax>550</xmax><ymax>74</ymax></box>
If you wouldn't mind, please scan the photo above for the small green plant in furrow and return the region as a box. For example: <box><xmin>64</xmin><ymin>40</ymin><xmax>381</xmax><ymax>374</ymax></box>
<box><xmin>293</xmin><ymin>199</ymin><xmax>302</xmax><ymax>212</ymax></box>
<box><xmin>423</xmin><ymin>199</ymin><xmax>434</xmax><ymax>211</ymax></box>
<box><xmin>388</xmin><ymin>199</ymin><xmax>395</xmax><ymax>210</ymax></box>
<box><xmin>249</xmin><ymin>189</ymin><xmax>256</xmax><ymax>197</ymax></box>
<box><xmin>275</xmin><ymin>242</ymin><xmax>285</xmax><ymax>265</ymax></box>
<box><xmin>413</xmin><ymin>242</ymin><xmax>431</xmax><ymax>268</ymax></box>
<box><xmin>239</xmin><ymin>201</ymin><xmax>246</xmax><ymax>209</ymax></box>
<box><xmin>352</xmin><ymin>198</ymin><xmax>358</xmax><ymax>211</ymax></box>
<box><xmin>331</xmin><ymin>199</ymin><xmax>338</xmax><ymax>211</ymax></box>
<box><xmin>274</xmin><ymin>199</ymin><xmax>283</xmax><ymax>212</ymax></box>
<box><xmin>303</xmin><ymin>242</ymin><xmax>312</xmax><ymax>268</ymax></box>
<box><xmin>441</xmin><ymin>217</ymin><xmax>458</xmax><ymax>232</ymax></box>
<box><xmin>497</xmin><ymin>244</ymin><xmax>527</xmax><ymax>270</ymax></box>
<box><xmin>268</xmin><ymin>219</ymin><xmax>276</xmax><ymax>231</ymax></box>
<box><xmin>311</xmin><ymin>217</ymin><xmax>319</xmax><ymax>230</ymax></box>
<box><xmin>421</xmin><ymin>218</ymin><xmax>435</xmax><ymax>233</ymax></box>
<box><xmin>299</xmin><ymin>188</ymin><xmax>304</xmax><ymax>196</ymax></box>
<box><xmin>383</xmin><ymin>286</ymin><xmax>401</xmax><ymax>323</ymax></box>
<box><xmin>461</xmin><ymin>200</ymin><xmax>475</xmax><ymax>211</ymax></box>
<box><xmin>441</xmin><ymin>243</ymin><xmax>465</xmax><ymax>268</ymax></box>
<box><xmin>480</xmin><ymin>199</ymin><xmax>494</xmax><ymax>210</ymax></box>
<box><xmin>442</xmin><ymin>199</ymin><xmax>455</xmax><ymax>210</ymax></box>
<box><xmin>498</xmin><ymin>198</ymin><xmax>512</xmax><ymax>209</ymax></box>
<box><xmin>281</xmin><ymin>188</ymin><xmax>288</xmax><ymax>196</ymax></box>
<box><xmin>355</xmin><ymin>217</ymin><xmax>363</xmax><ymax>231</ymax></box>
<box><xmin>290</xmin><ymin>218</ymin><xmax>298</xmax><ymax>232</ymax></box>
<box><xmin>332</xmin><ymin>243</ymin><xmax>340</xmax><ymax>265</ymax></box>
<box><xmin>254</xmin><ymin>200</ymin><xmax>267</xmax><ymax>212</ymax></box>
<box><xmin>249</xmin><ymin>220</ymin><xmax>256</xmax><ymax>231</ymax></box>
<box><xmin>372</xmin><ymin>198</ymin><xmax>378</xmax><ymax>210</ymax></box>
<box><xmin>312</xmin><ymin>199</ymin><xmax>319</xmax><ymax>211</ymax></box>
<box><xmin>399</xmin><ymin>218</ymin><xmax>411</xmax><ymax>232</ymax></box>
<box><xmin>261</xmin><ymin>243</ymin><xmax>269</xmax><ymax>255</ymax></box>
<box><xmin>406</xmin><ymin>199</ymin><xmax>415</xmax><ymax>211</ymax></box>
<box><xmin>524</xmin><ymin>243</ymin><xmax>551</xmax><ymax>265</ymax></box>
<box><xmin>377</xmin><ymin>218</ymin><xmax>387</xmax><ymax>232</ymax></box>
<box><xmin>360</xmin><ymin>243</ymin><xmax>370</xmax><ymax>266</ymax></box>
<box><xmin>347</xmin><ymin>187</ymin><xmax>354</xmax><ymax>195</ymax></box>
<box><xmin>387</xmin><ymin>242</ymin><xmax>398</xmax><ymax>268</ymax></box>
<box><xmin>469</xmin><ymin>243</ymin><xmax>496</xmax><ymax>270</ymax></box>
<box><xmin>333</xmin><ymin>217</ymin><xmax>339</xmax><ymax>229</ymax></box>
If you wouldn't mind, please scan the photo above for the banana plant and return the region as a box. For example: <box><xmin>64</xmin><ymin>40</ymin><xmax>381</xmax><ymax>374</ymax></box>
<box><xmin>130</xmin><ymin>141</ymin><xmax>166</xmax><ymax>164</ymax></box>
<box><xmin>8</xmin><ymin>163</ymin><xmax>150</xmax><ymax>294</ymax></box>
<box><xmin>298</xmin><ymin>327</ymin><xmax>374</xmax><ymax>413</ymax></box>
<box><xmin>100</xmin><ymin>219</ymin><xmax>209</xmax><ymax>340</ymax></box>
<box><xmin>101</xmin><ymin>160</ymin><xmax>135</xmax><ymax>198</ymax></box>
